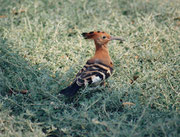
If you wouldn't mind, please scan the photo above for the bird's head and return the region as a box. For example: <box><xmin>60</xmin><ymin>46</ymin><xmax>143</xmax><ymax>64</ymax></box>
<box><xmin>82</xmin><ymin>31</ymin><xmax>123</xmax><ymax>46</ymax></box>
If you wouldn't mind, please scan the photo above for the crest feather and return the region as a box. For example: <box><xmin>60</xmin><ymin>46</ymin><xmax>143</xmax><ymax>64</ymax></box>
<box><xmin>82</xmin><ymin>32</ymin><xmax>95</xmax><ymax>39</ymax></box>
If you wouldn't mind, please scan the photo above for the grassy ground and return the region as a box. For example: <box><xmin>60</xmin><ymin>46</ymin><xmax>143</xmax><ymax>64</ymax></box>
<box><xmin>0</xmin><ymin>0</ymin><xmax>180</xmax><ymax>136</ymax></box>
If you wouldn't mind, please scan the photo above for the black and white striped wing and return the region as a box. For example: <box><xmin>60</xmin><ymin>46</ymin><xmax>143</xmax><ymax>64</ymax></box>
<box><xmin>75</xmin><ymin>62</ymin><xmax>113</xmax><ymax>86</ymax></box>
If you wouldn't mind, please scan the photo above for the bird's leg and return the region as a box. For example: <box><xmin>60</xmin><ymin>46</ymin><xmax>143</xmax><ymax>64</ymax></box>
<box><xmin>100</xmin><ymin>81</ymin><xmax>106</xmax><ymax>87</ymax></box>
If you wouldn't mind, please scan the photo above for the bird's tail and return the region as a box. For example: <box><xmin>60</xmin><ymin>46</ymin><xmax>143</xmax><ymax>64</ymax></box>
<box><xmin>59</xmin><ymin>82</ymin><xmax>81</xmax><ymax>97</ymax></box>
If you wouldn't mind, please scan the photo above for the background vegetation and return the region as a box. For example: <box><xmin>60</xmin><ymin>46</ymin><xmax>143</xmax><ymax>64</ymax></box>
<box><xmin>0</xmin><ymin>0</ymin><xmax>179</xmax><ymax>136</ymax></box>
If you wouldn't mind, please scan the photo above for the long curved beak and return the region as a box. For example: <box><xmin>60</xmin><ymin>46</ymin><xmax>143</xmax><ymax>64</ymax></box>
<box><xmin>110</xmin><ymin>37</ymin><xmax>124</xmax><ymax>43</ymax></box>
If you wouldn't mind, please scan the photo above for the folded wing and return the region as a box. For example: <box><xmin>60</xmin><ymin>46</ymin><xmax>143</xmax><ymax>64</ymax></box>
<box><xmin>60</xmin><ymin>61</ymin><xmax>113</xmax><ymax>97</ymax></box>
<box><xmin>75</xmin><ymin>61</ymin><xmax>113</xmax><ymax>86</ymax></box>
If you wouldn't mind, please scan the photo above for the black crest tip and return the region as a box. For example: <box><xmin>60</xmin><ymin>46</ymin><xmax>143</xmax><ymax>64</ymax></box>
<box><xmin>81</xmin><ymin>32</ymin><xmax>88</xmax><ymax>39</ymax></box>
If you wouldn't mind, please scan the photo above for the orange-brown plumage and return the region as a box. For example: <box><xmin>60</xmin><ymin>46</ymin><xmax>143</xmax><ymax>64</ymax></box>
<box><xmin>60</xmin><ymin>31</ymin><xmax>123</xmax><ymax>97</ymax></box>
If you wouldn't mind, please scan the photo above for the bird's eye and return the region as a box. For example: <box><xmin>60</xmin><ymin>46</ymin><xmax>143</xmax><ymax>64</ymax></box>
<box><xmin>102</xmin><ymin>36</ymin><xmax>106</xmax><ymax>39</ymax></box>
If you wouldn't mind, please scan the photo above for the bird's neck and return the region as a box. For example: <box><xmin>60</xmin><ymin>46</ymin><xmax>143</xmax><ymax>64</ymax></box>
<box><xmin>95</xmin><ymin>44</ymin><xmax>109</xmax><ymax>56</ymax></box>
<box><xmin>88</xmin><ymin>43</ymin><xmax>113</xmax><ymax>67</ymax></box>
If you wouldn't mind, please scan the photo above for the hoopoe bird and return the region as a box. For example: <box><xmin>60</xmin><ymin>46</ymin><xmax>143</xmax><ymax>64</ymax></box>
<box><xmin>60</xmin><ymin>31</ymin><xmax>123</xmax><ymax>97</ymax></box>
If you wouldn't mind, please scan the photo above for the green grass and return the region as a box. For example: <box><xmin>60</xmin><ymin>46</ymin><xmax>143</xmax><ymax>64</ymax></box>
<box><xmin>0</xmin><ymin>0</ymin><xmax>179</xmax><ymax>136</ymax></box>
